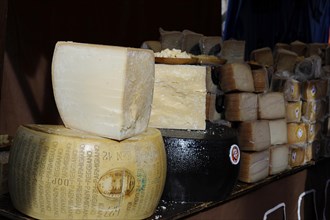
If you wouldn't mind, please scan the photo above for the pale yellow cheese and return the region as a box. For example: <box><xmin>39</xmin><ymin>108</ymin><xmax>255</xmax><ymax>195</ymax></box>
<box><xmin>149</xmin><ymin>64</ymin><xmax>206</xmax><ymax>130</ymax></box>
<box><xmin>238</xmin><ymin>150</ymin><xmax>269</xmax><ymax>183</ymax></box>
<box><xmin>258</xmin><ymin>92</ymin><xmax>286</xmax><ymax>120</ymax></box>
<box><xmin>287</xmin><ymin>123</ymin><xmax>307</xmax><ymax>144</ymax></box>
<box><xmin>286</xmin><ymin>101</ymin><xmax>302</xmax><ymax>123</ymax></box>
<box><xmin>289</xmin><ymin>145</ymin><xmax>305</xmax><ymax>168</ymax></box>
<box><xmin>269</xmin><ymin>119</ymin><xmax>288</xmax><ymax>145</ymax></box>
<box><xmin>8</xmin><ymin>124</ymin><xmax>167</xmax><ymax>220</ymax></box>
<box><xmin>220</xmin><ymin>63</ymin><xmax>255</xmax><ymax>93</ymax></box>
<box><xmin>301</xmin><ymin>79</ymin><xmax>328</xmax><ymax>101</ymax></box>
<box><xmin>269</xmin><ymin>145</ymin><xmax>289</xmax><ymax>175</ymax></box>
<box><xmin>224</xmin><ymin>92</ymin><xmax>258</xmax><ymax>121</ymax></box>
<box><xmin>238</xmin><ymin>120</ymin><xmax>271</xmax><ymax>151</ymax></box>
<box><xmin>52</xmin><ymin>41</ymin><xmax>155</xmax><ymax>141</ymax></box>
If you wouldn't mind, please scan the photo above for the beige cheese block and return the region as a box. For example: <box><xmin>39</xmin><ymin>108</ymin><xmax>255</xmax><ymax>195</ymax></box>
<box><xmin>287</xmin><ymin>123</ymin><xmax>307</xmax><ymax>144</ymax></box>
<box><xmin>302</xmin><ymin>100</ymin><xmax>326</xmax><ymax>123</ymax></box>
<box><xmin>269</xmin><ymin>119</ymin><xmax>288</xmax><ymax>145</ymax></box>
<box><xmin>250</xmin><ymin>47</ymin><xmax>274</xmax><ymax>67</ymax></box>
<box><xmin>220</xmin><ymin>63</ymin><xmax>255</xmax><ymax>93</ymax></box>
<box><xmin>274</xmin><ymin>43</ymin><xmax>291</xmax><ymax>51</ymax></box>
<box><xmin>286</xmin><ymin>101</ymin><xmax>302</xmax><ymax>123</ymax></box>
<box><xmin>258</xmin><ymin>92</ymin><xmax>286</xmax><ymax>120</ymax></box>
<box><xmin>274</xmin><ymin>48</ymin><xmax>298</xmax><ymax>73</ymax></box>
<box><xmin>307</xmin><ymin>43</ymin><xmax>328</xmax><ymax>57</ymax></box>
<box><xmin>252</xmin><ymin>68</ymin><xmax>269</xmax><ymax>93</ymax></box>
<box><xmin>219</xmin><ymin>39</ymin><xmax>245</xmax><ymax>63</ymax></box>
<box><xmin>306</xmin><ymin>122</ymin><xmax>322</xmax><ymax>143</ymax></box>
<box><xmin>149</xmin><ymin>64</ymin><xmax>206</xmax><ymax>130</ymax></box>
<box><xmin>290</xmin><ymin>40</ymin><xmax>307</xmax><ymax>57</ymax></box>
<box><xmin>269</xmin><ymin>145</ymin><xmax>289</xmax><ymax>175</ymax></box>
<box><xmin>289</xmin><ymin>145</ymin><xmax>305</xmax><ymax>168</ymax></box>
<box><xmin>52</xmin><ymin>41</ymin><xmax>155</xmax><ymax>141</ymax></box>
<box><xmin>8</xmin><ymin>124</ymin><xmax>167</xmax><ymax>220</ymax></box>
<box><xmin>224</xmin><ymin>92</ymin><xmax>258</xmax><ymax>121</ymax></box>
<box><xmin>238</xmin><ymin>150</ymin><xmax>269</xmax><ymax>183</ymax></box>
<box><xmin>238</xmin><ymin>120</ymin><xmax>271</xmax><ymax>151</ymax></box>
<box><xmin>301</xmin><ymin>79</ymin><xmax>328</xmax><ymax>101</ymax></box>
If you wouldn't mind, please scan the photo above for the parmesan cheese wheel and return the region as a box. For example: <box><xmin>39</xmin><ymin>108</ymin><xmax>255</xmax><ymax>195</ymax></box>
<box><xmin>52</xmin><ymin>41</ymin><xmax>155</xmax><ymax>141</ymax></box>
<box><xmin>8</xmin><ymin>125</ymin><xmax>167</xmax><ymax>220</ymax></box>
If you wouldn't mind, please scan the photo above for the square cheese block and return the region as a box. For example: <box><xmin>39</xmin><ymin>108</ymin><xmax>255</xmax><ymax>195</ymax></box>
<box><xmin>149</xmin><ymin>64</ymin><xmax>207</xmax><ymax>130</ymax></box>
<box><xmin>274</xmin><ymin>43</ymin><xmax>291</xmax><ymax>51</ymax></box>
<box><xmin>289</xmin><ymin>145</ymin><xmax>306</xmax><ymax>168</ymax></box>
<box><xmin>250</xmin><ymin>47</ymin><xmax>274</xmax><ymax>67</ymax></box>
<box><xmin>220</xmin><ymin>39</ymin><xmax>245</xmax><ymax>63</ymax></box>
<box><xmin>287</xmin><ymin>123</ymin><xmax>307</xmax><ymax>144</ymax></box>
<box><xmin>238</xmin><ymin>150</ymin><xmax>270</xmax><ymax>183</ymax></box>
<box><xmin>301</xmin><ymin>79</ymin><xmax>327</xmax><ymax>101</ymax></box>
<box><xmin>224</xmin><ymin>92</ymin><xmax>258</xmax><ymax>121</ymax></box>
<box><xmin>258</xmin><ymin>92</ymin><xmax>286</xmax><ymax>120</ymax></box>
<box><xmin>252</xmin><ymin>68</ymin><xmax>269</xmax><ymax>93</ymax></box>
<box><xmin>302</xmin><ymin>100</ymin><xmax>326</xmax><ymax>123</ymax></box>
<box><xmin>269</xmin><ymin>145</ymin><xmax>289</xmax><ymax>175</ymax></box>
<box><xmin>274</xmin><ymin>48</ymin><xmax>298</xmax><ymax>73</ymax></box>
<box><xmin>290</xmin><ymin>40</ymin><xmax>307</xmax><ymax>57</ymax></box>
<box><xmin>52</xmin><ymin>41</ymin><xmax>155</xmax><ymax>140</ymax></box>
<box><xmin>286</xmin><ymin>101</ymin><xmax>302</xmax><ymax>123</ymax></box>
<box><xmin>269</xmin><ymin>119</ymin><xmax>288</xmax><ymax>145</ymax></box>
<box><xmin>220</xmin><ymin>63</ymin><xmax>255</xmax><ymax>93</ymax></box>
<box><xmin>305</xmin><ymin>122</ymin><xmax>322</xmax><ymax>143</ymax></box>
<box><xmin>238</xmin><ymin>120</ymin><xmax>271</xmax><ymax>151</ymax></box>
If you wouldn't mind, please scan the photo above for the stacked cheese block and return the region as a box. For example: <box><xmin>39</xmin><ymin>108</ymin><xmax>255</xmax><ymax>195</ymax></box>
<box><xmin>149</xmin><ymin>53</ymin><xmax>240</xmax><ymax>202</ymax></box>
<box><xmin>8</xmin><ymin>42</ymin><xmax>167</xmax><ymax>219</ymax></box>
<box><xmin>220</xmin><ymin>62</ymin><xmax>288</xmax><ymax>183</ymax></box>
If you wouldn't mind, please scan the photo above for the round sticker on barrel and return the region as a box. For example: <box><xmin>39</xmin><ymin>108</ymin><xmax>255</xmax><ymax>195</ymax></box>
<box><xmin>229</xmin><ymin>144</ymin><xmax>240</xmax><ymax>165</ymax></box>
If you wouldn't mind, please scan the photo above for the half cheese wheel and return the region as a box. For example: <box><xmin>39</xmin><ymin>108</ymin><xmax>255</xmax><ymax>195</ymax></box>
<box><xmin>8</xmin><ymin>124</ymin><xmax>166</xmax><ymax>220</ymax></box>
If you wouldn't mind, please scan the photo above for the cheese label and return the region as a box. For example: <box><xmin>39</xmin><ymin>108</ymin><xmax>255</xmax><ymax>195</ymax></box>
<box><xmin>229</xmin><ymin>144</ymin><xmax>240</xmax><ymax>165</ymax></box>
<box><xmin>295</xmin><ymin>107</ymin><xmax>300</xmax><ymax>119</ymax></box>
<box><xmin>8</xmin><ymin>125</ymin><xmax>167</xmax><ymax>220</ymax></box>
<box><xmin>311</xmin><ymin>85</ymin><xmax>317</xmax><ymax>97</ymax></box>
<box><xmin>296</xmin><ymin>128</ymin><xmax>304</xmax><ymax>139</ymax></box>
<box><xmin>292</xmin><ymin>151</ymin><xmax>297</xmax><ymax>161</ymax></box>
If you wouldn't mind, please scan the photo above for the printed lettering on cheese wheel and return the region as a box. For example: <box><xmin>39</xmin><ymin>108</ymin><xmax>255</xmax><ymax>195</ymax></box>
<box><xmin>229</xmin><ymin>144</ymin><xmax>240</xmax><ymax>165</ymax></box>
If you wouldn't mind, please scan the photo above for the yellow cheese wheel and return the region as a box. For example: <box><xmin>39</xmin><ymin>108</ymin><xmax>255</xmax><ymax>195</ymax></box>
<box><xmin>8</xmin><ymin>124</ymin><xmax>167</xmax><ymax>220</ymax></box>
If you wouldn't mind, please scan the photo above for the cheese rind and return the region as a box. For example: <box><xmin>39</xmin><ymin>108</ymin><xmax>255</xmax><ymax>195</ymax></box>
<box><xmin>258</xmin><ymin>92</ymin><xmax>286</xmax><ymax>120</ymax></box>
<box><xmin>8</xmin><ymin>124</ymin><xmax>167</xmax><ymax>220</ymax></box>
<box><xmin>238</xmin><ymin>120</ymin><xmax>271</xmax><ymax>151</ymax></box>
<box><xmin>149</xmin><ymin>64</ymin><xmax>206</xmax><ymax>130</ymax></box>
<box><xmin>52</xmin><ymin>41</ymin><xmax>155</xmax><ymax>140</ymax></box>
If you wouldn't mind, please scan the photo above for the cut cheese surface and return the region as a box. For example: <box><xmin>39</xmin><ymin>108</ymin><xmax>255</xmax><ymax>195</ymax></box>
<box><xmin>220</xmin><ymin>63</ymin><xmax>255</xmax><ymax>93</ymax></box>
<box><xmin>8</xmin><ymin>124</ymin><xmax>166</xmax><ymax>220</ymax></box>
<box><xmin>269</xmin><ymin>145</ymin><xmax>289</xmax><ymax>175</ymax></box>
<box><xmin>258</xmin><ymin>92</ymin><xmax>286</xmax><ymax>120</ymax></box>
<box><xmin>238</xmin><ymin>120</ymin><xmax>270</xmax><ymax>151</ymax></box>
<box><xmin>224</xmin><ymin>92</ymin><xmax>258</xmax><ymax>121</ymax></box>
<box><xmin>149</xmin><ymin>64</ymin><xmax>206</xmax><ymax>130</ymax></box>
<box><xmin>269</xmin><ymin>119</ymin><xmax>288</xmax><ymax>145</ymax></box>
<box><xmin>52</xmin><ymin>41</ymin><xmax>155</xmax><ymax>140</ymax></box>
<box><xmin>238</xmin><ymin>150</ymin><xmax>269</xmax><ymax>183</ymax></box>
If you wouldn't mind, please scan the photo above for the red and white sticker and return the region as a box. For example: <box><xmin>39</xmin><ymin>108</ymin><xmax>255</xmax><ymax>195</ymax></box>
<box><xmin>229</xmin><ymin>144</ymin><xmax>240</xmax><ymax>165</ymax></box>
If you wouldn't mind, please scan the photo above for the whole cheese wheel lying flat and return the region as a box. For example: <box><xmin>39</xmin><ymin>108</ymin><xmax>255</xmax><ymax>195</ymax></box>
<box><xmin>8</xmin><ymin>124</ymin><xmax>167</xmax><ymax>220</ymax></box>
<box><xmin>52</xmin><ymin>41</ymin><xmax>155</xmax><ymax>141</ymax></box>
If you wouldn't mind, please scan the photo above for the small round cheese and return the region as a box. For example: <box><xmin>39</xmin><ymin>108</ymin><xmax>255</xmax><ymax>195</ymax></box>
<box><xmin>9</xmin><ymin>124</ymin><xmax>166</xmax><ymax>219</ymax></box>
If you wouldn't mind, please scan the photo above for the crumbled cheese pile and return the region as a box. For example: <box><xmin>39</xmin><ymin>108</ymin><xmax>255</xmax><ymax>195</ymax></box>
<box><xmin>154</xmin><ymin>49</ymin><xmax>191</xmax><ymax>58</ymax></box>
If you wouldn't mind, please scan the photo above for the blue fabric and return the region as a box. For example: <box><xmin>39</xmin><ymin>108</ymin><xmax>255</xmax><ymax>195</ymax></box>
<box><xmin>223</xmin><ymin>0</ymin><xmax>330</xmax><ymax>60</ymax></box>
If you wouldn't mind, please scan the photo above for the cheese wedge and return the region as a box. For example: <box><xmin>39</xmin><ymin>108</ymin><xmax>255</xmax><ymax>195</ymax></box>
<box><xmin>224</xmin><ymin>92</ymin><xmax>258</xmax><ymax>121</ymax></box>
<box><xmin>286</xmin><ymin>101</ymin><xmax>302</xmax><ymax>123</ymax></box>
<box><xmin>52</xmin><ymin>41</ymin><xmax>155</xmax><ymax>141</ymax></box>
<box><xmin>274</xmin><ymin>48</ymin><xmax>298</xmax><ymax>73</ymax></box>
<box><xmin>220</xmin><ymin>63</ymin><xmax>255</xmax><ymax>93</ymax></box>
<box><xmin>149</xmin><ymin>64</ymin><xmax>207</xmax><ymax>130</ymax></box>
<box><xmin>238</xmin><ymin>150</ymin><xmax>269</xmax><ymax>183</ymax></box>
<box><xmin>8</xmin><ymin>124</ymin><xmax>166</xmax><ymax>220</ymax></box>
<box><xmin>269</xmin><ymin>145</ymin><xmax>289</xmax><ymax>175</ymax></box>
<box><xmin>250</xmin><ymin>47</ymin><xmax>273</xmax><ymax>66</ymax></box>
<box><xmin>258</xmin><ymin>92</ymin><xmax>286</xmax><ymax>119</ymax></box>
<box><xmin>238</xmin><ymin>120</ymin><xmax>271</xmax><ymax>151</ymax></box>
<box><xmin>269</xmin><ymin>119</ymin><xmax>288</xmax><ymax>145</ymax></box>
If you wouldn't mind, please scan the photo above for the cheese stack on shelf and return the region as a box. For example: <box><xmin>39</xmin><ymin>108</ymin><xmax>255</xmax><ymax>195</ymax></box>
<box><xmin>221</xmin><ymin>63</ymin><xmax>273</xmax><ymax>183</ymax></box>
